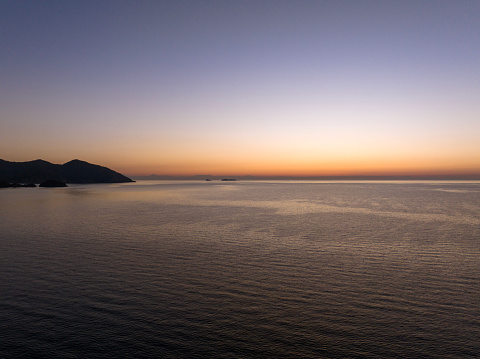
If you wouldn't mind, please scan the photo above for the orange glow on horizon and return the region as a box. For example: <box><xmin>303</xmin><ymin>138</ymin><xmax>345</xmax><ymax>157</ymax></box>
<box><xmin>3</xmin><ymin>120</ymin><xmax>479</xmax><ymax>179</ymax></box>
<box><xmin>115</xmin><ymin>155</ymin><xmax>480</xmax><ymax>178</ymax></box>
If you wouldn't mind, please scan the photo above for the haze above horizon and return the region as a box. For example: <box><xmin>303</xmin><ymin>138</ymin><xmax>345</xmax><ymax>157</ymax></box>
<box><xmin>1</xmin><ymin>1</ymin><xmax>479</xmax><ymax>177</ymax></box>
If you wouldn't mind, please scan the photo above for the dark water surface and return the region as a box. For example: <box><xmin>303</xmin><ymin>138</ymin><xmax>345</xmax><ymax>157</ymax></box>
<box><xmin>1</xmin><ymin>181</ymin><xmax>479</xmax><ymax>358</ymax></box>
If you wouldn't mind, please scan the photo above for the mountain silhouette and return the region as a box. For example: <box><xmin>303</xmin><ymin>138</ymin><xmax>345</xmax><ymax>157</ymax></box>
<box><xmin>0</xmin><ymin>159</ymin><xmax>134</xmax><ymax>184</ymax></box>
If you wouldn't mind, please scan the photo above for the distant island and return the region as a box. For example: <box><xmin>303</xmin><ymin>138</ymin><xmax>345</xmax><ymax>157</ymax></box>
<box><xmin>0</xmin><ymin>159</ymin><xmax>134</xmax><ymax>185</ymax></box>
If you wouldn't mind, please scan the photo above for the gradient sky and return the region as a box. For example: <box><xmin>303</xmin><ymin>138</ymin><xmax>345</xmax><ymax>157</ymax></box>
<box><xmin>1</xmin><ymin>0</ymin><xmax>479</xmax><ymax>177</ymax></box>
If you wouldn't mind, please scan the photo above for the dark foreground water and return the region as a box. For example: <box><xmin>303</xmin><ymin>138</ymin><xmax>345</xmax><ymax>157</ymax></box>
<box><xmin>1</xmin><ymin>180</ymin><xmax>479</xmax><ymax>358</ymax></box>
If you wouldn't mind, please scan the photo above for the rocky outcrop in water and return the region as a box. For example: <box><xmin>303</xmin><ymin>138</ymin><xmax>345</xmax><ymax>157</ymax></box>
<box><xmin>39</xmin><ymin>179</ymin><xmax>68</xmax><ymax>187</ymax></box>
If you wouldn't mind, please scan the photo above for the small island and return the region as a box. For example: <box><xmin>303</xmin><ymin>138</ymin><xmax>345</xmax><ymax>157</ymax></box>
<box><xmin>39</xmin><ymin>179</ymin><xmax>68</xmax><ymax>187</ymax></box>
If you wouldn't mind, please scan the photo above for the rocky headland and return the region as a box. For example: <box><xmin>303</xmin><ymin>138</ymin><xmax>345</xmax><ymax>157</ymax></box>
<box><xmin>0</xmin><ymin>159</ymin><xmax>134</xmax><ymax>185</ymax></box>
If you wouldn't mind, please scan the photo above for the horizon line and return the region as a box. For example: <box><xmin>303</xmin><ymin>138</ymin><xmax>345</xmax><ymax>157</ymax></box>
<box><xmin>130</xmin><ymin>174</ymin><xmax>480</xmax><ymax>181</ymax></box>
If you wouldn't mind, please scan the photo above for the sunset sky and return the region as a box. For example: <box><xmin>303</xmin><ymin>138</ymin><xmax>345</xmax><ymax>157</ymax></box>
<box><xmin>1</xmin><ymin>0</ymin><xmax>479</xmax><ymax>177</ymax></box>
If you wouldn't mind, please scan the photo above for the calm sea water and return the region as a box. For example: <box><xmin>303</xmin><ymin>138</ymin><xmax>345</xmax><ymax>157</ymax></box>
<box><xmin>1</xmin><ymin>180</ymin><xmax>479</xmax><ymax>358</ymax></box>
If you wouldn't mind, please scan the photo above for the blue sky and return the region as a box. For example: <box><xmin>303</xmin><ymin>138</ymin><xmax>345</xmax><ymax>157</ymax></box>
<box><xmin>1</xmin><ymin>0</ymin><xmax>479</xmax><ymax>176</ymax></box>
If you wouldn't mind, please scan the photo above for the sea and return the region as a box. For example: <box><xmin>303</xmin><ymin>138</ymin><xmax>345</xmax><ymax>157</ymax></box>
<box><xmin>1</xmin><ymin>180</ymin><xmax>479</xmax><ymax>358</ymax></box>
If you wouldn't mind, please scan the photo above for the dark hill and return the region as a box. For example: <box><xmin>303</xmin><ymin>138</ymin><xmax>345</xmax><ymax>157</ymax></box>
<box><xmin>0</xmin><ymin>159</ymin><xmax>134</xmax><ymax>184</ymax></box>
